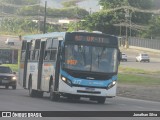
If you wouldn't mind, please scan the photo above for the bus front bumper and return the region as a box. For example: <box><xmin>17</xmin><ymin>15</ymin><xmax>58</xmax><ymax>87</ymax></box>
<box><xmin>59</xmin><ymin>80</ymin><xmax>117</xmax><ymax>98</ymax></box>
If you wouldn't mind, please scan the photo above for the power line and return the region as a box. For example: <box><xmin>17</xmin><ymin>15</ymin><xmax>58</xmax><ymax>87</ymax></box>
<box><xmin>113</xmin><ymin>22</ymin><xmax>147</xmax><ymax>31</ymax></box>
<box><xmin>103</xmin><ymin>6</ymin><xmax>160</xmax><ymax>14</ymax></box>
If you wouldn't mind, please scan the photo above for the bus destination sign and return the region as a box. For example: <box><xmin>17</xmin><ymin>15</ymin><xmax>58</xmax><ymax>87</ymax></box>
<box><xmin>74</xmin><ymin>35</ymin><xmax>110</xmax><ymax>44</ymax></box>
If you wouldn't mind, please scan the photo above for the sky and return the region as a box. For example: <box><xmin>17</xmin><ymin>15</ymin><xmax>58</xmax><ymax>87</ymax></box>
<box><xmin>40</xmin><ymin>0</ymin><xmax>100</xmax><ymax>12</ymax></box>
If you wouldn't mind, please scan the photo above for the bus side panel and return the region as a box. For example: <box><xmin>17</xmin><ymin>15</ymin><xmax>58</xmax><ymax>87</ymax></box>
<box><xmin>26</xmin><ymin>62</ymin><xmax>38</xmax><ymax>90</ymax></box>
<box><xmin>41</xmin><ymin>62</ymin><xmax>55</xmax><ymax>91</ymax></box>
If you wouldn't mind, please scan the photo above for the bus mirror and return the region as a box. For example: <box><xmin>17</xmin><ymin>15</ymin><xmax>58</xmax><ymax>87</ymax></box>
<box><xmin>118</xmin><ymin>52</ymin><xmax>122</xmax><ymax>61</ymax></box>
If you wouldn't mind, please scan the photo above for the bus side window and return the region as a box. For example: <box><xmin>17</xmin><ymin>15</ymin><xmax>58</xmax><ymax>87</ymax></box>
<box><xmin>35</xmin><ymin>39</ymin><xmax>41</xmax><ymax>49</ymax></box>
<box><xmin>46</xmin><ymin>38</ymin><xmax>52</xmax><ymax>49</ymax></box>
<box><xmin>31</xmin><ymin>50</ymin><xmax>35</xmax><ymax>60</ymax></box>
<box><xmin>50</xmin><ymin>50</ymin><xmax>57</xmax><ymax>61</ymax></box>
<box><xmin>44</xmin><ymin>50</ymin><xmax>50</xmax><ymax>60</ymax></box>
<box><xmin>35</xmin><ymin>50</ymin><xmax>39</xmax><ymax>60</ymax></box>
<box><xmin>52</xmin><ymin>39</ymin><xmax>58</xmax><ymax>48</ymax></box>
<box><xmin>21</xmin><ymin>51</ymin><xmax>26</xmax><ymax>61</ymax></box>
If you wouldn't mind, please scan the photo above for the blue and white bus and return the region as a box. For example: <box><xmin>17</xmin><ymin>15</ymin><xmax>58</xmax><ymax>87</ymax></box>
<box><xmin>19</xmin><ymin>31</ymin><xmax>121</xmax><ymax>104</ymax></box>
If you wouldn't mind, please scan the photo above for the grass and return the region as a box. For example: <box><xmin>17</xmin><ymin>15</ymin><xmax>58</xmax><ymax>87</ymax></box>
<box><xmin>118</xmin><ymin>67</ymin><xmax>160</xmax><ymax>86</ymax></box>
<box><xmin>1</xmin><ymin>64</ymin><xmax>18</xmax><ymax>72</ymax></box>
<box><xmin>118</xmin><ymin>73</ymin><xmax>160</xmax><ymax>86</ymax></box>
<box><xmin>119</xmin><ymin>66</ymin><xmax>160</xmax><ymax>74</ymax></box>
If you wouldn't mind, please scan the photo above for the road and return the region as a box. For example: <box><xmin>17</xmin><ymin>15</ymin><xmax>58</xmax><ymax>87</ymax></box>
<box><xmin>0</xmin><ymin>35</ymin><xmax>21</xmax><ymax>49</ymax></box>
<box><xmin>0</xmin><ymin>85</ymin><xmax>160</xmax><ymax>120</ymax></box>
<box><xmin>120</xmin><ymin>48</ymin><xmax>160</xmax><ymax>71</ymax></box>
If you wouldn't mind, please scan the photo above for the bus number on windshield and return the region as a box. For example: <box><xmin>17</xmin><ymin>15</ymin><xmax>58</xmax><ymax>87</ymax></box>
<box><xmin>67</xmin><ymin>60</ymin><xmax>77</xmax><ymax>65</ymax></box>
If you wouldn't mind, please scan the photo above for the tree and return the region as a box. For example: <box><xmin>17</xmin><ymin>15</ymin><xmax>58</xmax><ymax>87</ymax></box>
<box><xmin>144</xmin><ymin>16</ymin><xmax>160</xmax><ymax>38</ymax></box>
<box><xmin>62</xmin><ymin>0</ymin><xmax>85</xmax><ymax>8</ymax></box>
<box><xmin>99</xmin><ymin>0</ymin><xmax>127</xmax><ymax>9</ymax></box>
<box><xmin>0</xmin><ymin>0</ymin><xmax>89</xmax><ymax>35</ymax></box>
<box><xmin>80</xmin><ymin>0</ymin><xmax>154</xmax><ymax>37</ymax></box>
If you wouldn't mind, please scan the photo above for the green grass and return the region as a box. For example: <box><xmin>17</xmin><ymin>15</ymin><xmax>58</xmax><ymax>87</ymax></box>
<box><xmin>1</xmin><ymin>64</ymin><xmax>18</xmax><ymax>72</ymax></box>
<box><xmin>119</xmin><ymin>66</ymin><xmax>160</xmax><ymax>74</ymax></box>
<box><xmin>118</xmin><ymin>73</ymin><xmax>160</xmax><ymax>86</ymax></box>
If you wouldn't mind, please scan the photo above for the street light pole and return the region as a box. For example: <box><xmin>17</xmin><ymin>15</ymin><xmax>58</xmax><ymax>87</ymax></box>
<box><xmin>43</xmin><ymin>1</ymin><xmax>47</xmax><ymax>34</ymax></box>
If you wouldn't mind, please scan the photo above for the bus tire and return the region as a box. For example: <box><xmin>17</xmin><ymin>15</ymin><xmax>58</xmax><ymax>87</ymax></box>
<box><xmin>5</xmin><ymin>85</ymin><xmax>9</xmax><ymax>89</ymax></box>
<box><xmin>37</xmin><ymin>91</ymin><xmax>43</xmax><ymax>98</ymax></box>
<box><xmin>50</xmin><ymin>85</ymin><xmax>60</xmax><ymax>101</ymax></box>
<box><xmin>12</xmin><ymin>85</ymin><xmax>16</xmax><ymax>90</ymax></box>
<box><xmin>97</xmin><ymin>97</ymin><xmax>106</xmax><ymax>104</ymax></box>
<box><xmin>28</xmin><ymin>79</ymin><xmax>37</xmax><ymax>97</ymax></box>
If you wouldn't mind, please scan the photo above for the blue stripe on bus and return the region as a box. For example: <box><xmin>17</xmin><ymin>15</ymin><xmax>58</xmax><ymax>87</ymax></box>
<box><xmin>60</xmin><ymin>70</ymin><xmax>117</xmax><ymax>88</ymax></box>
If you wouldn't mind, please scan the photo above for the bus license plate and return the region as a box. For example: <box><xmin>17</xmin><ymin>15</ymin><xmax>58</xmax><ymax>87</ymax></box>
<box><xmin>85</xmin><ymin>87</ymin><xmax>95</xmax><ymax>91</ymax></box>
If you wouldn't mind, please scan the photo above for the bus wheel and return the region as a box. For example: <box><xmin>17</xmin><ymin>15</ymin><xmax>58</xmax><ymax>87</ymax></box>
<box><xmin>5</xmin><ymin>85</ymin><xmax>9</xmax><ymax>89</ymax></box>
<box><xmin>37</xmin><ymin>91</ymin><xmax>43</xmax><ymax>98</ymax></box>
<box><xmin>12</xmin><ymin>85</ymin><xmax>16</xmax><ymax>90</ymax></box>
<box><xmin>50</xmin><ymin>85</ymin><xmax>60</xmax><ymax>101</ymax></box>
<box><xmin>97</xmin><ymin>97</ymin><xmax>106</xmax><ymax>104</ymax></box>
<box><xmin>29</xmin><ymin>80</ymin><xmax>36</xmax><ymax>97</ymax></box>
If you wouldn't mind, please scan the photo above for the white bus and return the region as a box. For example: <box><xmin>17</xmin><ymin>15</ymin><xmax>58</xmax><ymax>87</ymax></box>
<box><xmin>19</xmin><ymin>32</ymin><xmax>121</xmax><ymax>104</ymax></box>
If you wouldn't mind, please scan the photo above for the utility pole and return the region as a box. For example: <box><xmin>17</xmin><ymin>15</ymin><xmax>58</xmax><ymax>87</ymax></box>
<box><xmin>37</xmin><ymin>0</ymin><xmax>40</xmax><ymax>33</ymax></box>
<box><xmin>130</xmin><ymin>12</ymin><xmax>132</xmax><ymax>38</ymax></box>
<box><xmin>125</xmin><ymin>9</ymin><xmax>130</xmax><ymax>48</ymax></box>
<box><xmin>89</xmin><ymin>8</ymin><xmax>92</xmax><ymax>15</ymax></box>
<box><xmin>43</xmin><ymin>1</ymin><xmax>47</xmax><ymax>34</ymax></box>
<box><xmin>76</xmin><ymin>4</ymin><xmax>78</xmax><ymax>31</ymax></box>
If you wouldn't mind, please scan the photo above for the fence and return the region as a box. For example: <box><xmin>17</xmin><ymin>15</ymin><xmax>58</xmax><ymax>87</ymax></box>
<box><xmin>119</xmin><ymin>37</ymin><xmax>160</xmax><ymax>50</ymax></box>
<box><xmin>129</xmin><ymin>37</ymin><xmax>160</xmax><ymax>50</ymax></box>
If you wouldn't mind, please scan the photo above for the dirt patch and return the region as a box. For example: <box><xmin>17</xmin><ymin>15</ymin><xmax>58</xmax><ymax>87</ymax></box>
<box><xmin>117</xmin><ymin>84</ymin><xmax>160</xmax><ymax>102</ymax></box>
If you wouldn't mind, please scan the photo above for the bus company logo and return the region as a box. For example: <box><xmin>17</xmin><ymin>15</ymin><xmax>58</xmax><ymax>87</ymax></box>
<box><xmin>2</xmin><ymin>112</ymin><xmax>11</xmax><ymax>117</ymax></box>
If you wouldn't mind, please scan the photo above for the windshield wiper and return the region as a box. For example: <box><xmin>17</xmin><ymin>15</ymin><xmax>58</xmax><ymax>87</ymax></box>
<box><xmin>97</xmin><ymin>54</ymin><xmax>100</xmax><ymax>68</ymax></box>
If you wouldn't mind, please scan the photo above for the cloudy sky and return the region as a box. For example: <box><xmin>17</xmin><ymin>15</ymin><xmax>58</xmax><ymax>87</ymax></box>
<box><xmin>40</xmin><ymin>0</ymin><xmax>100</xmax><ymax>12</ymax></box>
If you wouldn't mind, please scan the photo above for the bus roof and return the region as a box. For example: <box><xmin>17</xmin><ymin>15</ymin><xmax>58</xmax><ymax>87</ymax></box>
<box><xmin>23</xmin><ymin>32</ymin><xmax>66</xmax><ymax>42</ymax></box>
<box><xmin>23</xmin><ymin>32</ymin><xmax>117</xmax><ymax>42</ymax></box>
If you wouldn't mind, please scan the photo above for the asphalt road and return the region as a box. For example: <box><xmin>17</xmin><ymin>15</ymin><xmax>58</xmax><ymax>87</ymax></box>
<box><xmin>0</xmin><ymin>85</ymin><xmax>160</xmax><ymax>120</ymax></box>
<box><xmin>120</xmin><ymin>48</ymin><xmax>160</xmax><ymax>71</ymax></box>
<box><xmin>0</xmin><ymin>36</ymin><xmax>21</xmax><ymax>49</ymax></box>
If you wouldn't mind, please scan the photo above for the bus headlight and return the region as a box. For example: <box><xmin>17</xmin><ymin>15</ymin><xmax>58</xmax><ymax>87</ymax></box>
<box><xmin>106</xmin><ymin>81</ymin><xmax>116</xmax><ymax>90</ymax></box>
<box><xmin>62</xmin><ymin>76</ymin><xmax>67</xmax><ymax>82</ymax></box>
<box><xmin>61</xmin><ymin>76</ymin><xmax>72</xmax><ymax>87</ymax></box>
<box><xmin>12</xmin><ymin>76</ymin><xmax>17</xmax><ymax>81</ymax></box>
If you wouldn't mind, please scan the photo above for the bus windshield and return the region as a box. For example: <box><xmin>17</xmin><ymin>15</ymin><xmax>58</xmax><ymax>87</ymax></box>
<box><xmin>64</xmin><ymin>44</ymin><xmax>118</xmax><ymax>73</ymax></box>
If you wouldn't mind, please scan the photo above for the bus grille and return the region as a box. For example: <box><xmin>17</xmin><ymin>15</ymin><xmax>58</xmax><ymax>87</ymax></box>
<box><xmin>77</xmin><ymin>90</ymin><xmax>101</xmax><ymax>94</ymax></box>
